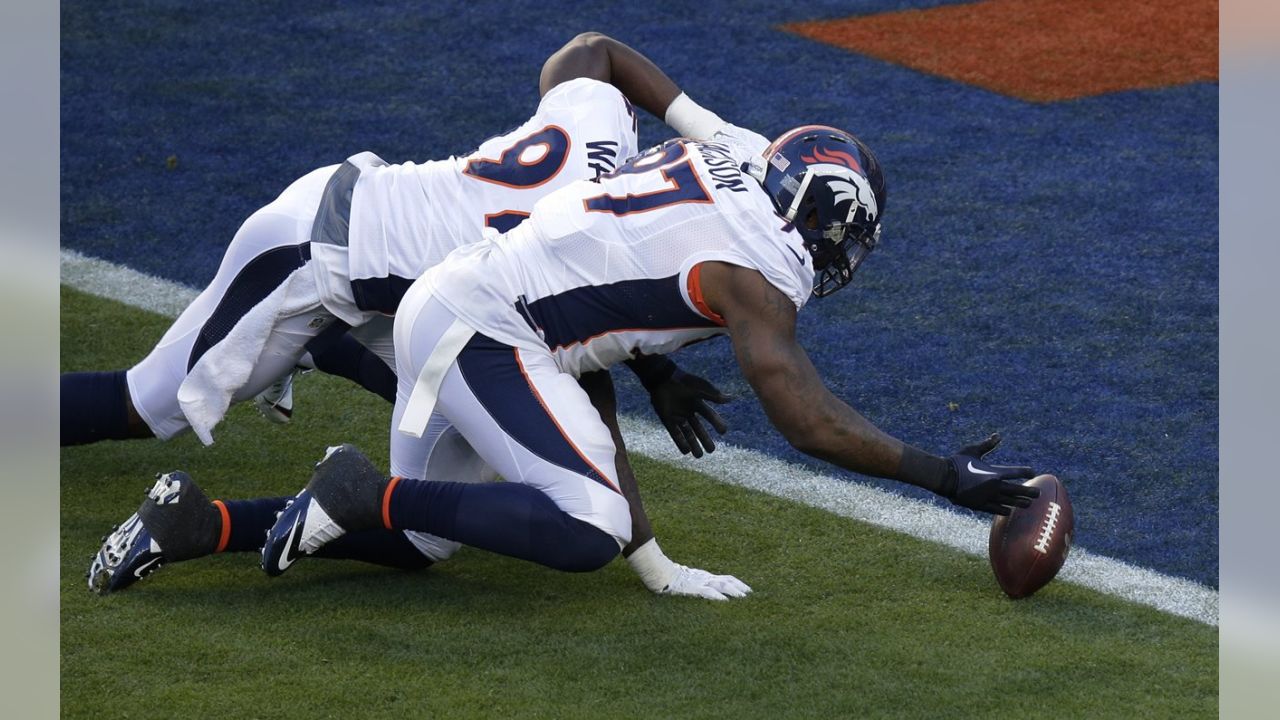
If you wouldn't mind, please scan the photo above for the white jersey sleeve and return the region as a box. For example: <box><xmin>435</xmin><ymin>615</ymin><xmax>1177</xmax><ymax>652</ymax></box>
<box><xmin>323</xmin><ymin>79</ymin><xmax>640</xmax><ymax>323</ymax></box>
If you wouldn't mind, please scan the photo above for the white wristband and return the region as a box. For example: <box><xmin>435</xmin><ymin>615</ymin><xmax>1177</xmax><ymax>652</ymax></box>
<box><xmin>625</xmin><ymin>538</ymin><xmax>679</xmax><ymax>592</ymax></box>
<box><xmin>663</xmin><ymin>93</ymin><xmax>727</xmax><ymax>141</ymax></box>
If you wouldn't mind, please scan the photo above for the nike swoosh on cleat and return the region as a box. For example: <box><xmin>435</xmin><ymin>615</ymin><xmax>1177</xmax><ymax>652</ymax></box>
<box><xmin>967</xmin><ymin>461</ymin><xmax>999</xmax><ymax>476</ymax></box>
<box><xmin>277</xmin><ymin>513</ymin><xmax>304</xmax><ymax>572</ymax></box>
<box><xmin>133</xmin><ymin>556</ymin><xmax>162</xmax><ymax>578</ymax></box>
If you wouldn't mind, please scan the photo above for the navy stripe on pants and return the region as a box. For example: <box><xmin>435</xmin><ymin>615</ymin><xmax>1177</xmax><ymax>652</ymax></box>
<box><xmin>186</xmin><ymin>243</ymin><xmax>310</xmax><ymax>371</ymax></box>
<box><xmin>453</xmin><ymin>333</ymin><xmax>617</xmax><ymax>494</ymax></box>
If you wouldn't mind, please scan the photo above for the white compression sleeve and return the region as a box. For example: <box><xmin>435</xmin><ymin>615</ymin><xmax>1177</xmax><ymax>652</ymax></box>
<box><xmin>625</xmin><ymin>537</ymin><xmax>679</xmax><ymax>591</ymax></box>
<box><xmin>664</xmin><ymin>92</ymin><xmax>728</xmax><ymax>140</ymax></box>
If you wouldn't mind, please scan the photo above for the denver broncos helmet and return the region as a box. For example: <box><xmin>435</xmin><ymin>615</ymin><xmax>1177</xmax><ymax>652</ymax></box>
<box><xmin>755</xmin><ymin>125</ymin><xmax>886</xmax><ymax>297</ymax></box>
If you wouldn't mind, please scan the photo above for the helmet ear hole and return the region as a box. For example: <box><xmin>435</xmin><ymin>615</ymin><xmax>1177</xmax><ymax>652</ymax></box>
<box><xmin>803</xmin><ymin>209</ymin><xmax>819</xmax><ymax>230</ymax></box>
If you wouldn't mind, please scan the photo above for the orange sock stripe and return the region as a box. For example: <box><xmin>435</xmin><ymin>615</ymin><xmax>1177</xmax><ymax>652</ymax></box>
<box><xmin>211</xmin><ymin>500</ymin><xmax>231</xmax><ymax>553</ymax></box>
<box><xmin>382</xmin><ymin>476</ymin><xmax>402</xmax><ymax>530</ymax></box>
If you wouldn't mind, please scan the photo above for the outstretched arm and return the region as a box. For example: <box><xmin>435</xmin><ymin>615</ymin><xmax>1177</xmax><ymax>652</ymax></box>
<box><xmin>699</xmin><ymin>262</ymin><xmax>1038</xmax><ymax>514</ymax></box>
<box><xmin>578</xmin><ymin>370</ymin><xmax>749</xmax><ymax>600</ymax></box>
<box><xmin>704</xmin><ymin>263</ymin><xmax>909</xmax><ymax>478</ymax></box>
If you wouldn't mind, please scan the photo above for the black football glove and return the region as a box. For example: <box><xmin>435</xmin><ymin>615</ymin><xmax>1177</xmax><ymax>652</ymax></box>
<box><xmin>944</xmin><ymin>433</ymin><xmax>1038</xmax><ymax>516</ymax></box>
<box><xmin>649</xmin><ymin>369</ymin><xmax>731</xmax><ymax>458</ymax></box>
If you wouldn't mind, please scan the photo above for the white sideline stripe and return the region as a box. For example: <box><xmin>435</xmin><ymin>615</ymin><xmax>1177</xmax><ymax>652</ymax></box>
<box><xmin>61</xmin><ymin>248</ymin><xmax>199</xmax><ymax>315</ymax></box>
<box><xmin>60</xmin><ymin>248</ymin><xmax>1219</xmax><ymax>626</ymax></box>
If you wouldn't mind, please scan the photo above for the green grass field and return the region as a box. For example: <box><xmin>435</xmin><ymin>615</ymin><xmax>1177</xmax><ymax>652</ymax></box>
<box><xmin>61</xmin><ymin>286</ymin><xmax>1217</xmax><ymax>718</ymax></box>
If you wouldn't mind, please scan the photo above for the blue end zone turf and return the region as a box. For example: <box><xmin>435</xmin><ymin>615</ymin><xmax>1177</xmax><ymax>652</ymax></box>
<box><xmin>60</xmin><ymin>1</ymin><xmax>1218</xmax><ymax>586</ymax></box>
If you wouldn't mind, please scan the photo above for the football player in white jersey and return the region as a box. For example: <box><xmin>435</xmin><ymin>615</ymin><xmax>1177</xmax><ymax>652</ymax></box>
<box><xmin>87</xmin><ymin>34</ymin><xmax>747</xmax><ymax>600</ymax></box>
<box><xmin>62</xmin><ymin>32</ymin><xmax>726</xmax><ymax>457</ymax></box>
<box><xmin>251</xmin><ymin>102</ymin><xmax>1043</xmax><ymax>596</ymax></box>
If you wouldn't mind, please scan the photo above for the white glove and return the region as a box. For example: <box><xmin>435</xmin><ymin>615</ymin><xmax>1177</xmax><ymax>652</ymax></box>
<box><xmin>664</xmin><ymin>564</ymin><xmax>752</xmax><ymax>601</ymax></box>
<box><xmin>625</xmin><ymin>538</ymin><xmax>752</xmax><ymax>601</ymax></box>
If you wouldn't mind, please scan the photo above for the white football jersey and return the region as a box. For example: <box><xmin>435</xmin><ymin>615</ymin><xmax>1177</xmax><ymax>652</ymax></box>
<box><xmin>322</xmin><ymin>78</ymin><xmax>639</xmax><ymax>323</ymax></box>
<box><xmin>423</xmin><ymin>135</ymin><xmax>816</xmax><ymax>377</ymax></box>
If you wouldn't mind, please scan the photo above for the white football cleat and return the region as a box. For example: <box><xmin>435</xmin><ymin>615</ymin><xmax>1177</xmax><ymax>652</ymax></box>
<box><xmin>254</xmin><ymin>368</ymin><xmax>305</xmax><ymax>424</ymax></box>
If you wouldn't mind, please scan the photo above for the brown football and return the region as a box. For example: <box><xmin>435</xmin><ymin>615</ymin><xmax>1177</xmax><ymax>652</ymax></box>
<box><xmin>988</xmin><ymin>474</ymin><xmax>1073</xmax><ymax>598</ymax></box>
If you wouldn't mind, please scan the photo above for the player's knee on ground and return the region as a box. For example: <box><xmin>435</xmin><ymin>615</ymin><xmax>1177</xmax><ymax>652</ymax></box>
<box><xmin>395</xmin><ymin>479</ymin><xmax>624</xmax><ymax>572</ymax></box>
<box><xmin>530</xmin><ymin>512</ymin><xmax>621</xmax><ymax>572</ymax></box>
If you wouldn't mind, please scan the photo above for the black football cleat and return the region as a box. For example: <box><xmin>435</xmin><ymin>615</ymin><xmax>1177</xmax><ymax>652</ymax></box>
<box><xmin>87</xmin><ymin>471</ymin><xmax>221</xmax><ymax>595</ymax></box>
<box><xmin>261</xmin><ymin>444</ymin><xmax>388</xmax><ymax>578</ymax></box>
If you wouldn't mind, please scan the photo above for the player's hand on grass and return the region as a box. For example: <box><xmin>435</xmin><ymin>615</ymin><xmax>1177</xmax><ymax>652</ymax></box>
<box><xmin>650</xmin><ymin>369</ymin><xmax>730</xmax><ymax>458</ymax></box>
<box><xmin>626</xmin><ymin>538</ymin><xmax>751</xmax><ymax>600</ymax></box>
<box><xmin>944</xmin><ymin>433</ymin><xmax>1038</xmax><ymax>516</ymax></box>
<box><xmin>661</xmin><ymin>564</ymin><xmax>752</xmax><ymax>601</ymax></box>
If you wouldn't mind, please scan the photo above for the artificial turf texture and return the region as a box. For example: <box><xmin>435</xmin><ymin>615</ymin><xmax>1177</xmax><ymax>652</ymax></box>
<box><xmin>60</xmin><ymin>287</ymin><xmax>1216</xmax><ymax>718</ymax></box>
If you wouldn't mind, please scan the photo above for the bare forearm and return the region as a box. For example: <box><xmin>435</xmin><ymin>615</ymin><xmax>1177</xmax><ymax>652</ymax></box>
<box><xmin>795</xmin><ymin>389</ymin><xmax>904</xmax><ymax>477</ymax></box>
<box><xmin>711</xmin><ymin>263</ymin><xmax>950</xmax><ymax>495</ymax></box>
<box><xmin>766</xmin><ymin>367</ymin><xmax>950</xmax><ymax>492</ymax></box>
<box><xmin>595</xmin><ymin>35</ymin><xmax>681</xmax><ymax>119</ymax></box>
<box><xmin>612</xmin><ymin>431</ymin><xmax>656</xmax><ymax>556</ymax></box>
<box><xmin>732</xmin><ymin>312</ymin><xmax>946</xmax><ymax>490</ymax></box>
<box><xmin>753</xmin><ymin>351</ymin><xmax>903</xmax><ymax>479</ymax></box>
<box><xmin>577</xmin><ymin>370</ymin><xmax>655</xmax><ymax>554</ymax></box>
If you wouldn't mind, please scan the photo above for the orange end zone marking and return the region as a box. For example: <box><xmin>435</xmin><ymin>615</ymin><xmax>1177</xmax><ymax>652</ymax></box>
<box><xmin>382</xmin><ymin>476</ymin><xmax>402</xmax><ymax>530</ymax></box>
<box><xmin>513</xmin><ymin>348</ymin><xmax>622</xmax><ymax>495</ymax></box>
<box><xmin>783</xmin><ymin>0</ymin><xmax>1218</xmax><ymax>102</ymax></box>
<box><xmin>212</xmin><ymin>500</ymin><xmax>231</xmax><ymax>553</ymax></box>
